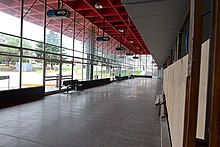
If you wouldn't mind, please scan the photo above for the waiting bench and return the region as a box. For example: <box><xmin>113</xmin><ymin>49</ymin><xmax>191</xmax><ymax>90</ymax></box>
<box><xmin>62</xmin><ymin>80</ymin><xmax>83</xmax><ymax>94</ymax></box>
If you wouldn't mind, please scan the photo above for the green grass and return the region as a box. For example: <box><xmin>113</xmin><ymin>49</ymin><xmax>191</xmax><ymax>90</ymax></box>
<box><xmin>62</xmin><ymin>67</ymin><xmax>72</xmax><ymax>71</ymax></box>
<box><xmin>134</xmin><ymin>70</ymin><xmax>141</xmax><ymax>75</ymax></box>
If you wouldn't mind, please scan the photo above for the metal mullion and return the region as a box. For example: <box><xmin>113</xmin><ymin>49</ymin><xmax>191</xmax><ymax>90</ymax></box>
<box><xmin>43</xmin><ymin>0</ymin><xmax>47</xmax><ymax>89</ymax></box>
<box><xmin>107</xmin><ymin>40</ymin><xmax>112</xmax><ymax>59</ymax></box>
<box><xmin>72</xmin><ymin>10</ymin><xmax>76</xmax><ymax>80</ymax></box>
<box><xmin>107</xmin><ymin>41</ymin><xmax>118</xmax><ymax>52</ymax></box>
<box><xmin>60</xmin><ymin>77</ymin><xmax>72</xmax><ymax>80</ymax></box>
<box><xmin>96</xmin><ymin>27</ymin><xmax>100</xmax><ymax>57</ymax></box>
<box><xmin>0</xmin><ymin>53</ymin><xmax>20</xmax><ymax>58</ymax></box>
<box><xmin>96</xmin><ymin>27</ymin><xmax>99</xmax><ymax>78</ymax></box>
<box><xmin>45</xmin><ymin>58</ymin><xmax>60</xmax><ymax>63</ymax></box>
<box><xmin>111</xmin><ymin>41</ymin><xmax>120</xmax><ymax>52</ymax></box>
<box><xmin>74</xmin><ymin>27</ymin><xmax>84</xmax><ymax>39</ymax></box>
<box><xmin>62</xmin><ymin>61</ymin><xmax>72</xmax><ymax>64</ymax></box>
<box><xmin>82</xmin><ymin>17</ymin><xmax>86</xmax><ymax>81</ymax></box>
<box><xmin>46</xmin><ymin>19</ymin><xmax>53</xmax><ymax>28</ymax></box>
<box><xmin>74</xmin><ymin>49</ymin><xmax>83</xmax><ymax>54</ymax></box>
<box><xmin>110</xmin><ymin>44</ymin><xmax>119</xmax><ymax>54</ymax></box>
<box><xmin>83</xmin><ymin>33</ymin><xmax>93</xmax><ymax>43</ymax></box>
<box><xmin>90</xmin><ymin>23</ymin><xmax>94</xmax><ymax>80</ymax></box>
<box><xmin>62</xmin><ymin>19</ymin><xmax>74</xmax><ymax>34</ymax></box>
<box><xmin>19</xmin><ymin>0</ymin><xmax>24</xmax><ymax>88</ymax></box>
<box><xmin>23</xmin><ymin>0</ymin><xmax>37</xmax><ymax>18</ymax></box>
<box><xmin>0</xmin><ymin>43</ymin><xmax>20</xmax><ymax>49</ymax></box>
<box><xmin>44</xmin><ymin>51</ymin><xmax>60</xmax><ymax>56</ymax></box>
<box><xmin>45</xmin><ymin>42</ymin><xmax>60</xmax><ymax>48</ymax></box>
<box><xmin>46</xmin><ymin>76</ymin><xmax>57</xmax><ymax>78</ymax></box>
<box><xmin>62</xmin><ymin>54</ymin><xmax>73</xmax><ymax>58</ymax></box>
<box><xmin>62</xmin><ymin>46</ymin><xmax>74</xmax><ymax>51</ymax></box>
<box><xmin>22</xmin><ymin>37</ymin><xmax>44</xmax><ymax>45</ymax></box>
<box><xmin>62</xmin><ymin>75</ymin><xmax>72</xmax><ymax>77</ymax></box>
<box><xmin>101</xmin><ymin>38</ymin><xmax>104</xmax><ymax>79</ymax></box>
<box><xmin>58</xmin><ymin>0</ymin><xmax>63</xmax><ymax>91</ymax></box>
<box><xmin>22</xmin><ymin>55</ymin><xmax>43</xmax><ymax>60</ymax></box>
<box><xmin>97</xmin><ymin>41</ymin><xmax>104</xmax><ymax>49</ymax></box>
<box><xmin>102</xmin><ymin>41</ymin><xmax>111</xmax><ymax>51</ymax></box>
<box><xmin>105</xmin><ymin>42</ymin><xmax>112</xmax><ymax>52</ymax></box>
<box><xmin>22</xmin><ymin>47</ymin><xmax>43</xmax><ymax>52</ymax></box>
<box><xmin>84</xmin><ymin>20</ymin><xmax>90</xmax><ymax>28</ymax></box>
<box><xmin>0</xmin><ymin>32</ymin><xmax>20</xmax><ymax>39</ymax></box>
<box><xmin>45</xmin><ymin>78</ymin><xmax>59</xmax><ymax>81</ymax></box>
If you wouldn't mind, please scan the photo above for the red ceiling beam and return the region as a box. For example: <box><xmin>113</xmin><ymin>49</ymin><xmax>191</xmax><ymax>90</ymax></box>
<box><xmin>106</xmin><ymin>0</ymin><xmax>148</xmax><ymax>54</ymax></box>
<box><xmin>65</xmin><ymin>0</ymin><xmax>138</xmax><ymax>54</ymax></box>
<box><xmin>102</xmin><ymin>8</ymin><xmax>117</xmax><ymax>16</ymax></box>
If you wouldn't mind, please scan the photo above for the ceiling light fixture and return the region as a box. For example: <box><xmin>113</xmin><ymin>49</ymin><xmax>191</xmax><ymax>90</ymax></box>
<box><xmin>119</xmin><ymin>29</ymin><xmax>124</xmax><ymax>33</ymax></box>
<box><xmin>94</xmin><ymin>2</ymin><xmax>103</xmax><ymax>9</ymax></box>
<box><xmin>68</xmin><ymin>29</ymin><xmax>73</xmax><ymax>33</ymax></box>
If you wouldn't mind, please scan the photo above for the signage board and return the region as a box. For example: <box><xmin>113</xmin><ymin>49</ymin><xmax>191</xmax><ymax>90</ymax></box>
<box><xmin>133</xmin><ymin>56</ymin><xmax>139</xmax><ymax>59</ymax></box>
<box><xmin>126</xmin><ymin>53</ymin><xmax>134</xmax><ymax>56</ymax></box>
<box><xmin>47</xmin><ymin>9</ymin><xmax>71</xmax><ymax>18</ymax></box>
<box><xmin>96</xmin><ymin>36</ymin><xmax>110</xmax><ymax>42</ymax></box>
<box><xmin>115</xmin><ymin>47</ymin><xmax>125</xmax><ymax>51</ymax></box>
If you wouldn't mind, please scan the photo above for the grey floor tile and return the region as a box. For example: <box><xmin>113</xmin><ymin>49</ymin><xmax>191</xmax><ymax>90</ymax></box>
<box><xmin>0</xmin><ymin>78</ymin><xmax>162</xmax><ymax>147</ymax></box>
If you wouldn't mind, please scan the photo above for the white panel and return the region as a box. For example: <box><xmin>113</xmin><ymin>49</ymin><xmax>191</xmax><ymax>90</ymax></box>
<box><xmin>163</xmin><ymin>40</ymin><xmax>210</xmax><ymax>146</ymax></box>
<box><xmin>122</xmin><ymin>0</ymin><xmax>190</xmax><ymax>66</ymax></box>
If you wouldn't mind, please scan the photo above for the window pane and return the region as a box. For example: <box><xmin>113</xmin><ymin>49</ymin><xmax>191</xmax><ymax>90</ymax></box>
<box><xmin>0</xmin><ymin>55</ymin><xmax>19</xmax><ymax>91</ymax></box>
<box><xmin>45</xmin><ymin>61</ymin><xmax>60</xmax><ymax>92</ymax></box>
<box><xmin>21</xmin><ymin>58</ymin><xmax>43</xmax><ymax>88</ymax></box>
<box><xmin>73</xmin><ymin>61</ymin><xmax>82</xmax><ymax>81</ymax></box>
<box><xmin>0</xmin><ymin>34</ymin><xmax>20</xmax><ymax>48</ymax></box>
<box><xmin>0</xmin><ymin>0</ymin><xmax>21</xmax><ymax>36</ymax></box>
<box><xmin>62</xmin><ymin>63</ymin><xmax>72</xmax><ymax>76</ymax></box>
<box><xmin>23</xmin><ymin>0</ymin><xmax>44</xmax><ymax>42</ymax></box>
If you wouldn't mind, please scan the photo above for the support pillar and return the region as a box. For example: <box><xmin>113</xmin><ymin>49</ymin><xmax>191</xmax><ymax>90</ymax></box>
<box><xmin>183</xmin><ymin>0</ymin><xmax>203</xmax><ymax>146</ymax></box>
<box><xmin>208</xmin><ymin>0</ymin><xmax>220</xmax><ymax>146</ymax></box>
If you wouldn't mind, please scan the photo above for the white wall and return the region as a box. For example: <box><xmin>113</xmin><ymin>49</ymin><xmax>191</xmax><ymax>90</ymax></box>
<box><xmin>197</xmin><ymin>40</ymin><xmax>210</xmax><ymax>139</ymax></box>
<box><xmin>163</xmin><ymin>40</ymin><xmax>210</xmax><ymax>147</ymax></box>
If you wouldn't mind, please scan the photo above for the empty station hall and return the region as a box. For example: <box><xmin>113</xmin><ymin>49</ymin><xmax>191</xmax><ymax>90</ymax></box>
<box><xmin>0</xmin><ymin>0</ymin><xmax>219</xmax><ymax>147</ymax></box>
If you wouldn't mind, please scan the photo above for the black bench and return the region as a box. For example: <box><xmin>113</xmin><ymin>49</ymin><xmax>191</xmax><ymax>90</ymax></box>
<box><xmin>115</xmin><ymin>76</ymin><xmax>129</xmax><ymax>82</ymax></box>
<box><xmin>62</xmin><ymin>80</ymin><xmax>83</xmax><ymax>94</ymax></box>
<box><xmin>78</xmin><ymin>78</ymin><xmax>110</xmax><ymax>90</ymax></box>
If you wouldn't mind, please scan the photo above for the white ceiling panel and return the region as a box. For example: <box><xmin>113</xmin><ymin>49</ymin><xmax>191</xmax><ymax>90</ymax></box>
<box><xmin>122</xmin><ymin>0</ymin><xmax>190</xmax><ymax>67</ymax></box>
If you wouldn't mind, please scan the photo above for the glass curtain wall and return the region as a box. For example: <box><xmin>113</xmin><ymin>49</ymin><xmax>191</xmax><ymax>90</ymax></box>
<box><xmin>0</xmin><ymin>0</ymin><xmax>136</xmax><ymax>93</ymax></box>
<box><xmin>133</xmin><ymin>55</ymin><xmax>154</xmax><ymax>76</ymax></box>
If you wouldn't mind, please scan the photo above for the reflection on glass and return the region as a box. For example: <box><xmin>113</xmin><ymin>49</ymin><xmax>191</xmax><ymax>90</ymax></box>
<box><xmin>0</xmin><ymin>0</ymin><xmax>157</xmax><ymax>93</ymax></box>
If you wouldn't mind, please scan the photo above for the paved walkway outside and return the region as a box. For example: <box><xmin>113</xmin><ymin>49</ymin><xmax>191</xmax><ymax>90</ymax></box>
<box><xmin>0</xmin><ymin>78</ymin><xmax>162</xmax><ymax>147</ymax></box>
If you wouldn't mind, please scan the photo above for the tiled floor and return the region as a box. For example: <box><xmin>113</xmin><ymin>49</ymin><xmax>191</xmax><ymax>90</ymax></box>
<box><xmin>0</xmin><ymin>78</ymin><xmax>162</xmax><ymax>147</ymax></box>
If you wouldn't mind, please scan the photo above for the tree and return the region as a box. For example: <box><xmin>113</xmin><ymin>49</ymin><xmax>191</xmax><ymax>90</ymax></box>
<box><xmin>35</xmin><ymin>31</ymin><xmax>67</xmax><ymax>70</ymax></box>
<box><xmin>35</xmin><ymin>31</ymin><xmax>60</xmax><ymax>70</ymax></box>
<box><xmin>0</xmin><ymin>34</ymin><xmax>32</xmax><ymax>66</ymax></box>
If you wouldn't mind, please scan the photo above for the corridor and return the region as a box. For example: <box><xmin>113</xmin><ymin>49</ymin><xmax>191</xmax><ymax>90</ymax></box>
<box><xmin>0</xmin><ymin>78</ymin><xmax>162</xmax><ymax>147</ymax></box>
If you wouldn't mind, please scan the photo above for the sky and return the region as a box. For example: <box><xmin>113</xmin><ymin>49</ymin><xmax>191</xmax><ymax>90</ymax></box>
<box><xmin>0</xmin><ymin>11</ymin><xmax>78</xmax><ymax>49</ymax></box>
